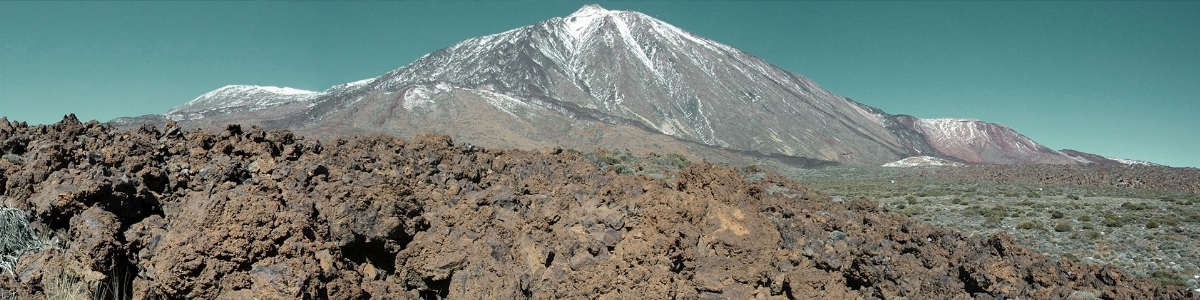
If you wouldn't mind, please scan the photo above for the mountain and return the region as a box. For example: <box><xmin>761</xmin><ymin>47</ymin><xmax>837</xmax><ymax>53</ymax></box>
<box><xmin>112</xmin><ymin>5</ymin><xmax>1083</xmax><ymax>167</ymax></box>
<box><xmin>164</xmin><ymin>85</ymin><xmax>317</xmax><ymax>121</ymax></box>
<box><xmin>892</xmin><ymin>116</ymin><xmax>1078</xmax><ymax>165</ymax></box>
<box><xmin>1059</xmin><ymin>149</ymin><xmax>1163</xmax><ymax>167</ymax></box>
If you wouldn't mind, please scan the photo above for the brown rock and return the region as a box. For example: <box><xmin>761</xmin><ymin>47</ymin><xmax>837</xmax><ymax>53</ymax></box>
<box><xmin>0</xmin><ymin>119</ymin><xmax>1194</xmax><ymax>299</ymax></box>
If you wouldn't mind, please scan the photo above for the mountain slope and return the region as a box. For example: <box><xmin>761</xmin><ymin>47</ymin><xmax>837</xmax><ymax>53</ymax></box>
<box><xmin>893</xmin><ymin>116</ymin><xmax>1078</xmax><ymax>165</ymax></box>
<box><xmin>111</xmin><ymin>5</ymin><xmax>1081</xmax><ymax>167</ymax></box>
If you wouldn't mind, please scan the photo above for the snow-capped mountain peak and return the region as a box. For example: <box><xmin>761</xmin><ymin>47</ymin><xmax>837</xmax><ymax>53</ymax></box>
<box><xmin>120</xmin><ymin>5</ymin><xmax>1104</xmax><ymax>167</ymax></box>
<box><xmin>564</xmin><ymin>4</ymin><xmax>616</xmax><ymax>39</ymax></box>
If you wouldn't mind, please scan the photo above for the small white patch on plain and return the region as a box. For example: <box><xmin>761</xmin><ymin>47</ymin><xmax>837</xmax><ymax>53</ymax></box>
<box><xmin>882</xmin><ymin>156</ymin><xmax>965</xmax><ymax>167</ymax></box>
<box><xmin>1106</xmin><ymin>157</ymin><xmax>1160</xmax><ymax>166</ymax></box>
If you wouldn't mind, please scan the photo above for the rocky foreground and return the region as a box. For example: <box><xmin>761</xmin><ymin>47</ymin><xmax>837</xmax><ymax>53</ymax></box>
<box><xmin>0</xmin><ymin>116</ymin><xmax>1194</xmax><ymax>299</ymax></box>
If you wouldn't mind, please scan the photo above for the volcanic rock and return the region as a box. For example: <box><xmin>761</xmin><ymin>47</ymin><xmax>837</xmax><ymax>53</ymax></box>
<box><xmin>2</xmin><ymin>116</ymin><xmax>1193</xmax><ymax>299</ymax></box>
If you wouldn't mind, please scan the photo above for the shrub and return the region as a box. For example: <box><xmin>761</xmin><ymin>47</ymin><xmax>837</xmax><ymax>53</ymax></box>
<box><xmin>904</xmin><ymin>195</ymin><xmax>917</xmax><ymax>203</ymax></box>
<box><xmin>1066</xmin><ymin>194</ymin><xmax>1080</xmax><ymax>200</ymax></box>
<box><xmin>1187</xmin><ymin>213</ymin><xmax>1200</xmax><ymax>223</ymax></box>
<box><xmin>655</xmin><ymin>153</ymin><xmax>691</xmax><ymax>169</ymax></box>
<box><xmin>613</xmin><ymin>164</ymin><xmax>635</xmax><ymax>175</ymax></box>
<box><xmin>1077</xmin><ymin>215</ymin><xmax>1091</xmax><ymax>222</ymax></box>
<box><xmin>1</xmin><ymin>207</ymin><xmax>48</xmax><ymax>276</ymax></box>
<box><xmin>1060</xmin><ymin>252</ymin><xmax>1079</xmax><ymax>262</ymax></box>
<box><xmin>976</xmin><ymin>205</ymin><xmax>1011</xmax><ymax>219</ymax></box>
<box><xmin>1017</xmin><ymin>221</ymin><xmax>1040</xmax><ymax>230</ymax></box>
<box><xmin>1</xmin><ymin>154</ymin><xmax>20</xmax><ymax>165</ymax></box>
<box><xmin>1102</xmin><ymin>214</ymin><xmax>1131</xmax><ymax>228</ymax></box>
<box><xmin>1120</xmin><ymin>202</ymin><xmax>1150</xmax><ymax>210</ymax></box>
<box><xmin>742</xmin><ymin>164</ymin><xmax>762</xmax><ymax>173</ymax></box>
<box><xmin>1054</xmin><ymin>222</ymin><xmax>1072</xmax><ymax>232</ymax></box>
<box><xmin>983</xmin><ymin>216</ymin><xmax>1003</xmax><ymax>228</ymax></box>
<box><xmin>1145</xmin><ymin>220</ymin><xmax>1159</xmax><ymax>229</ymax></box>
<box><xmin>1050</xmin><ymin>211</ymin><xmax>1065</xmax><ymax>219</ymax></box>
<box><xmin>898</xmin><ymin>207</ymin><xmax>927</xmax><ymax>217</ymax></box>
<box><xmin>1151</xmin><ymin>270</ymin><xmax>1187</xmax><ymax>287</ymax></box>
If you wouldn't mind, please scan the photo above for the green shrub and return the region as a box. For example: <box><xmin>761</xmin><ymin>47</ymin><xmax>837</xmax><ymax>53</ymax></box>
<box><xmin>656</xmin><ymin>153</ymin><xmax>691</xmax><ymax>169</ymax></box>
<box><xmin>1017</xmin><ymin>221</ymin><xmax>1041</xmax><ymax>230</ymax></box>
<box><xmin>905</xmin><ymin>195</ymin><xmax>917</xmax><ymax>203</ymax></box>
<box><xmin>1050</xmin><ymin>211</ymin><xmax>1065</xmax><ymax>219</ymax></box>
<box><xmin>1120</xmin><ymin>202</ymin><xmax>1151</xmax><ymax>210</ymax></box>
<box><xmin>742</xmin><ymin>164</ymin><xmax>762</xmax><ymax>173</ymax></box>
<box><xmin>613</xmin><ymin>164</ymin><xmax>635</xmax><ymax>175</ymax></box>
<box><xmin>971</xmin><ymin>205</ymin><xmax>1012</xmax><ymax>219</ymax></box>
<box><xmin>1054</xmin><ymin>222</ymin><xmax>1072</xmax><ymax>232</ymax></box>
<box><xmin>1145</xmin><ymin>220</ymin><xmax>1159</xmax><ymax>229</ymax></box>
<box><xmin>1185</xmin><ymin>213</ymin><xmax>1200</xmax><ymax>223</ymax></box>
<box><xmin>1</xmin><ymin>154</ymin><xmax>20</xmax><ymax>165</ymax></box>
<box><xmin>1060</xmin><ymin>252</ymin><xmax>1079</xmax><ymax>262</ymax></box>
<box><xmin>1077</xmin><ymin>215</ymin><xmax>1092</xmax><ymax>222</ymax></box>
<box><xmin>1151</xmin><ymin>270</ymin><xmax>1187</xmax><ymax>287</ymax></box>
<box><xmin>983</xmin><ymin>216</ymin><xmax>1003</xmax><ymax>228</ymax></box>
<box><xmin>1066</xmin><ymin>194</ymin><xmax>1080</xmax><ymax>200</ymax></box>
<box><xmin>898</xmin><ymin>206</ymin><xmax>927</xmax><ymax>217</ymax></box>
<box><xmin>1102</xmin><ymin>214</ymin><xmax>1131</xmax><ymax>228</ymax></box>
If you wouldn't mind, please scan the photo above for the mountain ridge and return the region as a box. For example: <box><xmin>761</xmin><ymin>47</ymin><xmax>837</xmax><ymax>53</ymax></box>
<box><xmin>111</xmin><ymin>5</ymin><xmax>1116</xmax><ymax>167</ymax></box>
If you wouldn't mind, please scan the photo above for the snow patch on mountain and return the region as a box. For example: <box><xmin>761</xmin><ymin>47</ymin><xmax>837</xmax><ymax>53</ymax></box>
<box><xmin>1107</xmin><ymin>157</ymin><xmax>1161</xmax><ymax>167</ymax></box>
<box><xmin>472</xmin><ymin>89</ymin><xmax>538</xmax><ymax>120</ymax></box>
<box><xmin>166</xmin><ymin>85</ymin><xmax>318</xmax><ymax>121</ymax></box>
<box><xmin>564</xmin><ymin>4</ymin><xmax>611</xmax><ymax>39</ymax></box>
<box><xmin>401</xmin><ymin>83</ymin><xmax>454</xmax><ymax>111</ymax></box>
<box><xmin>915</xmin><ymin>118</ymin><xmax>986</xmax><ymax>144</ymax></box>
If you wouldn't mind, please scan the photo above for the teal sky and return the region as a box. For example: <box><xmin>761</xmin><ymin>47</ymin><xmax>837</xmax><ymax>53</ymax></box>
<box><xmin>1</xmin><ymin>2</ymin><xmax>1197</xmax><ymax>167</ymax></box>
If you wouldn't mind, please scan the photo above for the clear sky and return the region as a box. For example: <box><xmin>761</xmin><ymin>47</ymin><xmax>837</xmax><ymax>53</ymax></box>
<box><xmin>1</xmin><ymin>1</ymin><xmax>1197</xmax><ymax>167</ymax></box>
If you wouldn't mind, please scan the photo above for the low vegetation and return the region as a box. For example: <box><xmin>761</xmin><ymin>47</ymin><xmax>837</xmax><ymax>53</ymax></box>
<box><xmin>791</xmin><ymin>166</ymin><xmax>1200</xmax><ymax>290</ymax></box>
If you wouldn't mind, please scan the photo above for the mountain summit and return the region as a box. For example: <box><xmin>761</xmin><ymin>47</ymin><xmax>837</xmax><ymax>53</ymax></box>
<box><xmin>113</xmin><ymin>5</ymin><xmax>1082</xmax><ymax>166</ymax></box>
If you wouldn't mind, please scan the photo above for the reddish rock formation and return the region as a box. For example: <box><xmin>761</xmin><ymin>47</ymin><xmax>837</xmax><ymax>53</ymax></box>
<box><xmin>0</xmin><ymin>115</ymin><xmax>1193</xmax><ymax>299</ymax></box>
